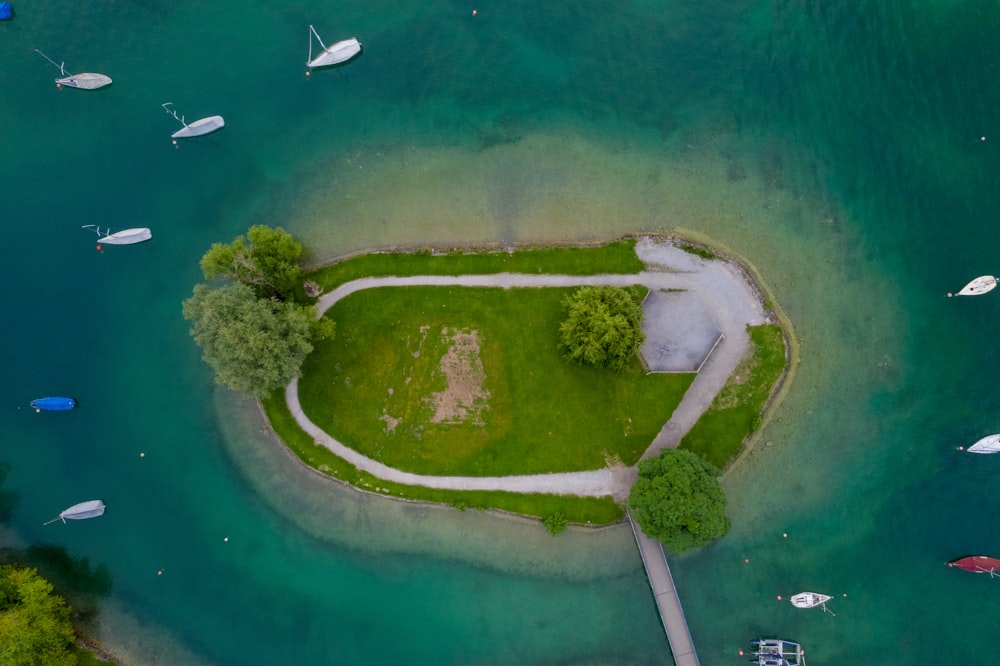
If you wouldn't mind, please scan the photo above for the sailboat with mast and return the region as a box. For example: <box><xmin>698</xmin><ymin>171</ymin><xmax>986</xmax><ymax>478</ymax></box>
<box><xmin>44</xmin><ymin>500</ymin><xmax>106</xmax><ymax>525</ymax></box>
<box><xmin>306</xmin><ymin>25</ymin><xmax>361</xmax><ymax>69</ymax></box>
<box><xmin>83</xmin><ymin>224</ymin><xmax>152</xmax><ymax>246</ymax></box>
<box><xmin>35</xmin><ymin>49</ymin><xmax>112</xmax><ymax>90</ymax></box>
<box><xmin>162</xmin><ymin>102</ymin><xmax>225</xmax><ymax>139</ymax></box>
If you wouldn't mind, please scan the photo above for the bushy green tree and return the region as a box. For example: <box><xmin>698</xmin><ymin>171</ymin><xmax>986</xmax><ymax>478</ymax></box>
<box><xmin>182</xmin><ymin>283</ymin><xmax>317</xmax><ymax>396</ymax></box>
<box><xmin>200</xmin><ymin>225</ymin><xmax>303</xmax><ymax>300</ymax></box>
<box><xmin>0</xmin><ymin>565</ymin><xmax>77</xmax><ymax>666</ymax></box>
<box><xmin>629</xmin><ymin>448</ymin><xmax>730</xmax><ymax>553</ymax></box>
<box><xmin>559</xmin><ymin>285</ymin><xmax>646</xmax><ymax>370</ymax></box>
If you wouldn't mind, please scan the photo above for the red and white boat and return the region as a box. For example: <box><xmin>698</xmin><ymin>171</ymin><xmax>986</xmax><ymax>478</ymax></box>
<box><xmin>948</xmin><ymin>556</ymin><xmax>1000</xmax><ymax>577</ymax></box>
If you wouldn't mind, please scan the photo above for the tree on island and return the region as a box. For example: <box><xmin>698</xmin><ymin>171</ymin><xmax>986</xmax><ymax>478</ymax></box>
<box><xmin>183</xmin><ymin>283</ymin><xmax>322</xmax><ymax>397</ymax></box>
<box><xmin>200</xmin><ymin>225</ymin><xmax>303</xmax><ymax>300</ymax></box>
<box><xmin>628</xmin><ymin>448</ymin><xmax>730</xmax><ymax>553</ymax></box>
<box><xmin>0</xmin><ymin>565</ymin><xmax>77</xmax><ymax>666</ymax></box>
<box><xmin>559</xmin><ymin>285</ymin><xmax>646</xmax><ymax>371</ymax></box>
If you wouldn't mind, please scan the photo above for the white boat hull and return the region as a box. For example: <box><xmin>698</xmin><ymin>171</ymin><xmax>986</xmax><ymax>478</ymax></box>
<box><xmin>790</xmin><ymin>591</ymin><xmax>832</xmax><ymax>608</ymax></box>
<box><xmin>98</xmin><ymin>228</ymin><xmax>152</xmax><ymax>245</ymax></box>
<box><xmin>967</xmin><ymin>433</ymin><xmax>1000</xmax><ymax>454</ymax></box>
<box><xmin>957</xmin><ymin>275</ymin><xmax>997</xmax><ymax>296</ymax></box>
<box><xmin>307</xmin><ymin>37</ymin><xmax>362</xmax><ymax>68</ymax></box>
<box><xmin>56</xmin><ymin>72</ymin><xmax>112</xmax><ymax>89</ymax></box>
<box><xmin>172</xmin><ymin>115</ymin><xmax>225</xmax><ymax>139</ymax></box>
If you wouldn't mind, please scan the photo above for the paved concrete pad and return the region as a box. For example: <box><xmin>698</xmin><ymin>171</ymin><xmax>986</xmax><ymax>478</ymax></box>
<box><xmin>641</xmin><ymin>290</ymin><xmax>722</xmax><ymax>372</ymax></box>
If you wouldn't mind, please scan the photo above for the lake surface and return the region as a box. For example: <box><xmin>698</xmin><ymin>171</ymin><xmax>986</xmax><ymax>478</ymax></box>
<box><xmin>2</xmin><ymin>1</ymin><xmax>999</xmax><ymax>663</ymax></box>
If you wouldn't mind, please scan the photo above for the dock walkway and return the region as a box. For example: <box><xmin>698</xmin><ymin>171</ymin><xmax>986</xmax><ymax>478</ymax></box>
<box><xmin>627</xmin><ymin>513</ymin><xmax>700</xmax><ymax>666</ymax></box>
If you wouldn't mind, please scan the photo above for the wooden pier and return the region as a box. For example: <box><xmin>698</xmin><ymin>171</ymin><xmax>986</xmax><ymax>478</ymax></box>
<box><xmin>627</xmin><ymin>513</ymin><xmax>700</xmax><ymax>666</ymax></box>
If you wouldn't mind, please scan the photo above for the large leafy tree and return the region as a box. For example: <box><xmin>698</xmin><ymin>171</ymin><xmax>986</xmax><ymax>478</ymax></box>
<box><xmin>559</xmin><ymin>285</ymin><xmax>646</xmax><ymax>371</ymax></box>
<box><xmin>182</xmin><ymin>283</ymin><xmax>318</xmax><ymax>396</ymax></box>
<box><xmin>200</xmin><ymin>225</ymin><xmax>303</xmax><ymax>300</ymax></box>
<box><xmin>0</xmin><ymin>565</ymin><xmax>77</xmax><ymax>666</ymax></box>
<box><xmin>629</xmin><ymin>448</ymin><xmax>730</xmax><ymax>553</ymax></box>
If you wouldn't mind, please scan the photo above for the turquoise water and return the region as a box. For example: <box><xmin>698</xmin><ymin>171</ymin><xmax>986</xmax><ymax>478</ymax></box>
<box><xmin>2</xmin><ymin>1</ymin><xmax>1000</xmax><ymax>663</ymax></box>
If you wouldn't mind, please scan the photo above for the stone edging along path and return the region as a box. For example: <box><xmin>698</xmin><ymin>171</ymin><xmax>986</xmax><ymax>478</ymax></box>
<box><xmin>284</xmin><ymin>239</ymin><xmax>768</xmax><ymax>502</ymax></box>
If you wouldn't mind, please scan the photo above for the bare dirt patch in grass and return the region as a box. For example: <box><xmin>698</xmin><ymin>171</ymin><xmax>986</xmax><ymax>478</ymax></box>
<box><xmin>427</xmin><ymin>327</ymin><xmax>491</xmax><ymax>425</ymax></box>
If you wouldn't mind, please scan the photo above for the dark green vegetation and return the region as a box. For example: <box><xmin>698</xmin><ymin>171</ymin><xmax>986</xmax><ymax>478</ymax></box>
<box><xmin>300</xmin><ymin>239</ymin><xmax>643</xmax><ymax>296</ymax></box>
<box><xmin>299</xmin><ymin>286</ymin><xmax>692</xmax><ymax>476</ymax></box>
<box><xmin>259</xmin><ymin>393</ymin><xmax>625</xmax><ymax>524</ymax></box>
<box><xmin>184</xmin><ymin>226</ymin><xmax>335</xmax><ymax>397</ymax></box>
<box><xmin>201</xmin><ymin>224</ymin><xmax>305</xmax><ymax>300</ymax></box>
<box><xmin>559</xmin><ymin>285</ymin><xmax>647</xmax><ymax>371</ymax></box>
<box><xmin>0</xmin><ymin>565</ymin><xmax>77</xmax><ymax>665</ymax></box>
<box><xmin>628</xmin><ymin>449</ymin><xmax>731</xmax><ymax>554</ymax></box>
<box><xmin>680</xmin><ymin>324</ymin><xmax>786</xmax><ymax>468</ymax></box>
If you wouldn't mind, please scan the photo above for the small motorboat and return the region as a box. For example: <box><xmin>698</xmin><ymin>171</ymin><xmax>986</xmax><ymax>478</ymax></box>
<box><xmin>83</xmin><ymin>225</ymin><xmax>152</xmax><ymax>246</ymax></box>
<box><xmin>35</xmin><ymin>49</ymin><xmax>111</xmax><ymax>90</ymax></box>
<box><xmin>949</xmin><ymin>275</ymin><xmax>997</xmax><ymax>297</ymax></box>
<box><xmin>948</xmin><ymin>555</ymin><xmax>1000</xmax><ymax>577</ymax></box>
<box><xmin>162</xmin><ymin>102</ymin><xmax>225</xmax><ymax>139</ymax></box>
<box><xmin>44</xmin><ymin>500</ymin><xmax>106</xmax><ymax>525</ymax></box>
<box><xmin>790</xmin><ymin>591</ymin><xmax>834</xmax><ymax>615</ymax></box>
<box><xmin>306</xmin><ymin>25</ymin><xmax>361</xmax><ymax>68</ymax></box>
<box><xmin>30</xmin><ymin>396</ymin><xmax>76</xmax><ymax>412</ymax></box>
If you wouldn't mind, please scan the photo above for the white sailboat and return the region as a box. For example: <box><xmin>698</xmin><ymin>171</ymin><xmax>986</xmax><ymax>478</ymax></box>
<box><xmin>790</xmin><ymin>591</ymin><xmax>835</xmax><ymax>615</ymax></box>
<box><xmin>306</xmin><ymin>25</ymin><xmax>361</xmax><ymax>68</ymax></box>
<box><xmin>35</xmin><ymin>49</ymin><xmax>112</xmax><ymax>90</ymax></box>
<box><xmin>162</xmin><ymin>102</ymin><xmax>225</xmax><ymax>139</ymax></box>
<box><xmin>949</xmin><ymin>275</ymin><xmax>997</xmax><ymax>297</ymax></box>
<box><xmin>44</xmin><ymin>500</ymin><xmax>106</xmax><ymax>525</ymax></box>
<box><xmin>964</xmin><ymin>433</ymin><xmax>1000</xmax><ymax>454</ymax></box>
<box><xmin>83</xmin><ymin>225</ymin><xmax>152</xmax><ymax>245</ymax></box>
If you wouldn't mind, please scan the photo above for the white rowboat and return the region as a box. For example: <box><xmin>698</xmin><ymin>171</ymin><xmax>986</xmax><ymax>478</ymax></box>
<box><xmin>307</xmin><ymin>25</ymin><xmax>361</xmax><ymax>68</ymax></box>
<box><xmin>966</xmin><ymin>434</ymin><xmax>1000</xmax><ymax>454</ymax></box>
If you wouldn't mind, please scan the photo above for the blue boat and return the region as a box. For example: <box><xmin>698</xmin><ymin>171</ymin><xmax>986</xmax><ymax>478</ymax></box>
<box><xmin>30</xmin><ymin>396</ymin><xmax>77</xmax><ymax>412</ymax></box>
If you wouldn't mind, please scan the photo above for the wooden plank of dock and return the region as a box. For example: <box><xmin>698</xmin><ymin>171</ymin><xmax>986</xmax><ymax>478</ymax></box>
<box><xmin>628</xmin><ymin>513</ymin><xmax>700</xmax><ymax>666</ymax></box>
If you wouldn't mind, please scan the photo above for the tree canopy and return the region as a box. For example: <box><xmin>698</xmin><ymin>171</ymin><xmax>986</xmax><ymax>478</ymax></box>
<box><xmin>200</xmin><ymin>225</ymin><xmax>303</xmax><ymax>300</ymax></box>
<box><xmin>559</xmin><ymin>285</ymin><xmax>646</xmax><ymax>371</ymax></box>
<box><xmin>182</xmin><ymin>283</ymin><xmax>317</xmax><ymax>396</ymax></box>
<box><xmin>628</xmin><ymin>448</ymin><xmax>730</xmax><ymax>553</ymax></box>
<box><xmin>0</xmin><ymin>565</ymin><xmax>77</xmax><ymax>666</ymax></box>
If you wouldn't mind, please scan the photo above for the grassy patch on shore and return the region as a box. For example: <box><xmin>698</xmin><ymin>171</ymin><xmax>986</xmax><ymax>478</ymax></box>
<box><xmin>679</xmin><ymin>324</ymin><xmax>786</xmax><ymax>468</ymax></box>
<box><xmin>299</xmin><ymin>285</ymin><xmax>693</xmax><ymax>476</ymax></box>
<box><xmin>300</xmin><ymin>239</ymin><xmax>643</xmax><ymax>296</ymax></box>
<box><xmin>260</xmin><ymin>393</ymin><xmax>624</xmax><ymax>524</ymax></box>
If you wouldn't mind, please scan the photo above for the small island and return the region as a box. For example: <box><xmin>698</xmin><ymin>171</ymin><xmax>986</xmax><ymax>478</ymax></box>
<box><xmin>183</xmin><ymin>230</ymin><xmax>793</xmax><ymax>551</ymax></box>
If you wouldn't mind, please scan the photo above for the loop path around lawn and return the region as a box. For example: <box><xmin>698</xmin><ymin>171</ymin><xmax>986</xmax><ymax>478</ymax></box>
<box><xmin>284</xmin><ymin>239</ymin><xmax>768</xmax><ymax>501</ymax></box>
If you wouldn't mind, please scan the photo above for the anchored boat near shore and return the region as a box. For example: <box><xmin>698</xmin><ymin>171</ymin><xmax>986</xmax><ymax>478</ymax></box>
<box><xmin>306</xmin><ymin>25</ymin><xmax>361</xmax><ymax>69</ymax></box>
<box><xmin>948</xmin><ymin>275</ymin><xmax>997</xmax><ymax>297</ymax></box>
<box><xmin>83</xmin><ymin>225</ymin><xmax>152</xmax><ymax>246</ymax></box>
<box><xmin>30</xmin><ymin>396</ymin><xmax>76</xmax><ymax>412</ymax></box>
<box><xmin>162</xmin><ymin>102</ymin><xmax>225</xmax><ymax>139</ymax></box>
<box><xmin>749</xmin><ymin>638</ymin><xmax>805</xmax><ymax>666</ymax></box>
<box><xmin>35</xmin><ymin>49</ymin><xmax>112</xmax><ymax>90</ymax></box>
<box><xmin>948</xmin><ymin>555</ymin><xmax>1000</xmax><ymax>577</ymax></box>
<box><xmin>44</xmin><ymin>500</ymin><xmax>106</xmax><ymax>525</ymax></box>
<box><xmin>790</xmin><ymin>591</ymin><xmax>835</xmax><ymax>615</ymax></box>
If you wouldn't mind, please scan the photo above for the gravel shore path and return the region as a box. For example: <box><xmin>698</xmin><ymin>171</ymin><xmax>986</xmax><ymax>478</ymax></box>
<box><xmin>285</xmin><ymin>238</ymin><xmax>767</xmax><ymax>501</ymax></box>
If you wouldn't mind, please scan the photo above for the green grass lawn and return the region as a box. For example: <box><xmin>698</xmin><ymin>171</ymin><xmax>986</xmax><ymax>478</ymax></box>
<box><xmin>298</xmin><ymin>286</ymin><xmax>693</xmax><ymax>476</ymax></box>
<box><xmin>679</xmin><ymin>324</ymin><xmax>787</xmax><ymax>468</ymax></box>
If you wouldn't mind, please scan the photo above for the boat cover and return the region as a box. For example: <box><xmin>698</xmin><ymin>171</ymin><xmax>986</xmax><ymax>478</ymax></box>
<box><xmin>0</xmin><ymin>3</ymin><xmax>11</xmax><ymax>20</ymax></box>
<box><xmin>31</xmin><ymin>396</ymin><xmax>77</xmax><ymax>411</ymax></box>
